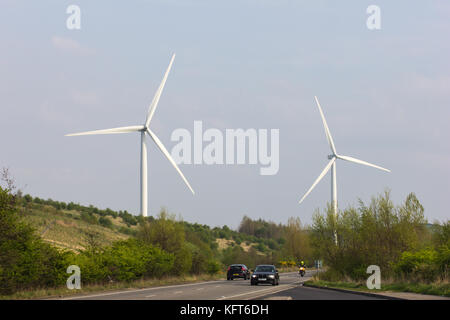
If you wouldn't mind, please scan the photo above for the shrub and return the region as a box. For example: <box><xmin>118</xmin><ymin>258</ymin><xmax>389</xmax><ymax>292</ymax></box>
<box><xmin>23</xmin><ymin>194</ymin><xmax>32</xmax><ymax>203</ymax></box>
<box><xmin>71</xmin><ymin>239</ymin><xmax>175</xmax><ymax>283</ymax></box>
<box><xmin>80</xmin><ymin>211</ymin><xmax>98</xmax><ymax>225</ymax></box>
<box><xmin>0</xmin><ymin>186</ymin><xmax>69</xmax><ymax>294</ymax></box>
<box><xmin>71</xmin><ymin>250</ymin><xmax>109</xmax><ymax>283</ymax></box>
<box><xmin>207</xmin><ymin>260</ymin><xmax>221</xmax><ymax>275</ymax></box>
<box><xmin>118</xmin><ymin>226</ymin><xmax>137</xmax><ymax>236</ymax></box>
<box><xmin>99</xmin><ymin>216</ymin><xmax>113</xmax><ymax>229</ymax></box>
<box><xmin>119</xmin><ymin>211</ymin><xmax>137</xmax><ymax>226</ymax></box>
<box><xmin>394</xmin><ymin>248</ymin><xmax>439</xmax><ymax>282</ymax></box>
<box><xmin>188</xmin><ymin>243</ymin><xmax>208</xmax><ymax>274</ymax></box>
<box><xmin>256</xmin><ymin>242</ymin><xmax>266</xmax><ymax>252</ymax></box>
<box><xmin>173</xmin><ymin>245</ymin><xmax>192</xmax><ymax>275</ymax></box>
<box><xmin>436</xmin><ymin>246</ymin><xmax>450</xmax><ymax>278</ymax></box>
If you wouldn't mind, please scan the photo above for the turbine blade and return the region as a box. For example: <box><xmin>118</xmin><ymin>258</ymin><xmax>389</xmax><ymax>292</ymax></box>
<box><xmin>299</xmin><ymin>158</ymin><xmax>335</xmax><ymax>204</ymax></box>
<box><xmin>146</xmin><ymin>128</ymin><xmax>195</xmax><ymax>194</ymax></box>
<box><xmin>315</xmin><ymin>96</ymin><xmax>337</xmax><ymax>155</ymax></box>
<box><xmin>145</xmin><ymin>54</ymin><xmax>176</xmax><ymax>127</ymax></box>
<box><xmin>337</xmin><ymin>155</ymin><xmax>391</xmax><ymax>172</ymax></box>
<box><xmin>65</xmin><ymin>125</ymin><xmax>144</xmax><ymax>136</ymax></box>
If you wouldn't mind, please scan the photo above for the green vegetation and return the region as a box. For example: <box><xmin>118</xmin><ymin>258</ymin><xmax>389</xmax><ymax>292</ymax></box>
<box><xmin>0</xmin><ymin>185</ymin><xmax>69</xmax><ymax>295</ymax></box>
<box><xmin>0</xmin><ymin>170</ymin><xmax>311</xmax><ymax>297</ymax></box>
<box><xmin>305</xmin><ymin>279</ymin><xmax>450</xmax><ymax>297</ymax></box>
<box><xmin>2</xmin><ymin>273</ymin><xmax>226</xmax><ymax>300</ymax></box>
<box><xmin>310</xmin><ymin>190</ymin><xmax>449</xmax><ymax>291</ymax></box>
<box><xmin>1</xmin><ymin>168</ymin><xmax>447</xmax><ymax>298</ymax></box>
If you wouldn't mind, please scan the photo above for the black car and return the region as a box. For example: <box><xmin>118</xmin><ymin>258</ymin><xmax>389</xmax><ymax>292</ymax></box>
<box><xmin>250</xmin><ymin>264</ymin><xmax>279</xmax><ymax>286</ymax></box>
<box><xmin>227</xmin><ymin>264</ymin><xmax>250</xmax><ymax>280</ymax></box>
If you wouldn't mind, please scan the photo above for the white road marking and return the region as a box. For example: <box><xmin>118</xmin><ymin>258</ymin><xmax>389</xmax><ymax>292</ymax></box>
<box><xmin>174</xmin><ymin>291</ymin><xmax>183</xmax><ymax>294</ymax></box>
<box><xmin>59</xmin><ymin>272</ymin><xmax>302</xmax><ymax>300</ymax></box>
<box><xmin>246</xmin><ymin>285</ymin><xmax>300</xmax><ymax>300</ymax></box>
<box><xmin>217</xmin><ymin>282</ymin><xmax>302</xmax><ymax>300</ymax></box>
<box><xmin>60</xmin><ymin>280</ymin><xmax>227</xmax><ymax>300</ymax></box>
<box><xmin>196</xmin><ymin>288</ymin><xmax>204</xmax><ymax>291</ymax></box>
<box><xmin>145</xmin><ymin>294</ymin><xmax>156</xmax><ymax>298</ymax></box>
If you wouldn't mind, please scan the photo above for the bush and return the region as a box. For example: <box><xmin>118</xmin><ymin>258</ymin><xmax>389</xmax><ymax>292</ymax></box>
<box><xmin>255</xmin><ymin>242</ymin><xmax>267</xmax><ymax>252</ymax></box>
<box><xmin>173</xmin><ymin>245</ymin><xmax>192</xmax><ymax>276</ymax></box>
<box><xmin>188</xmin><ymin>243</ymin><xmax>208</xmax><ymax>274</ymax></box>
<box><xmin>71</xmin><ymin>250</ymin><xmax>109</xmax><ymax>283</ymax></box>
<box><xmin>80</xmin><ymin>211</ymin><xmax>98</xmax><ymax>225</ymax></box>
<box><xmin>99</xmin><ymin>216</ymin><xmax>113</xmax><ymax>229</ymax></box>
<box><xmin>394</xmin><ymin>248</ymin><xmax>440</xmax><ymax>282</ymax></box>
<box><xmin>436</xmin><ymin>246</ymin><xmax>450</xmax><ymax>278</ymax></box>
<box><xmin>119</xmin><ymin>211</ymin><xmax>137</xmax><ymax>226</ymax></box>
<box><xmin>72</xmin><ymin>239</ymin><xmax>175</xmax><ymax>283</ymax></box>
<box><xmin>318</xmin><ymin>268</ymin><xmax>345</xmax><ymax>282</ymax></box>
<box><xmin>118</xmin><ymin>226</ymin><xmax>137</xmax><ymax>236</ymax></box>
<box><xmin>23</xmin><ymin>194</ymin><xmax>32</xmax><ymax>203</ymax></box>
<box><xmin>207</xmin><ymin>260</ymin><xmax>221</xmax><ymax>275</ymax></box>
<box><xmin>0</xmin><ymin>186</ymin><xmax>69</xmax><ymax>294</ymax></box>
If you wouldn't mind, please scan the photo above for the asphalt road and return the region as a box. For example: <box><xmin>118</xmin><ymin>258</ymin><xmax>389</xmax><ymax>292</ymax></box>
<box><xmin>61</xmin><ymin>270</ymin><xmax>382</xmax><ymax>300</ymax></box>
<box><xmin>258</xmin><ymin>284</ymin><xmax>383</xmax><ymax>300</ymax></box>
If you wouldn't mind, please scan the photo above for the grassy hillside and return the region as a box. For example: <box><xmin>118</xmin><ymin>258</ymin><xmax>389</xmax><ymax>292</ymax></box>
<box><xmin>17</xmin><ymin>196</ymin><xmax>288</xmax><ymax>262</ymax></box>
<box><xmin>22</xmin><ymin>202</ymin><xmax>135</xmax><ymax>251</ymax></box>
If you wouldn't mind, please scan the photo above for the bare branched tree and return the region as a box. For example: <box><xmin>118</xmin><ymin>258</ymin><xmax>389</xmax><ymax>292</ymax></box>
<box><xmin>0</xmin><ymin>167</ymin><xmax>16</xmax><ymax>192</ymax></box>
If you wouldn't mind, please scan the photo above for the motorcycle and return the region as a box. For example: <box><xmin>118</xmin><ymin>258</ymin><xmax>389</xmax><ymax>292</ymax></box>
<box><xmin>299</xmin><ymin>266</ymin><xmax>306</xmax><ymax>277</ymax></box>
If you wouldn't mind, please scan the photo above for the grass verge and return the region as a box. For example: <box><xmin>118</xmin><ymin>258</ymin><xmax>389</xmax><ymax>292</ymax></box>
<box><xmin>0</xmin><ymin>273</ymin><xmax>226</xmax><ymax>300</ymax></box>
<box><xmin>305</xmin><ymin>278</ymin><xmax>450</xmax><ymax>297</ymax></box>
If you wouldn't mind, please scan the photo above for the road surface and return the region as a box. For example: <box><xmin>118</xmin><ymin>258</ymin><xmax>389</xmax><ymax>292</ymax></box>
<box><xmin>258</xmin><ymin>284</ymin><xmax>382</xmax><ymax>300</ymax></box>
<box><xmin>61</xmin><ymin>271</ymin><xmax>382</xmax><ymax>300</ymax></box>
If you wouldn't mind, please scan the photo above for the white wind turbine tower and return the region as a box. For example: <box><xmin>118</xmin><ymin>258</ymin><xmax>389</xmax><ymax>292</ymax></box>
<box><xmin>66</xmin><ymin>54</ymin><xmax>194</xmax><ymax>217</ymax></box>
<box><xmin>299</xmin><ymin>96</ymin><xmax>390</xmax><ymax>243</ymax></box>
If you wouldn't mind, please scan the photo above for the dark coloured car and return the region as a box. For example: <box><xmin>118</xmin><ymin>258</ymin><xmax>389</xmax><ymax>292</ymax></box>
<box><xmin>227</xmin><ymin>264</ymin><xmax>250</xmax><ymax>280</ymax></box>
<box><xmin>250</xmin><ymin>264</ymin><xmax>279</xmax><ymax>286</ymax></box>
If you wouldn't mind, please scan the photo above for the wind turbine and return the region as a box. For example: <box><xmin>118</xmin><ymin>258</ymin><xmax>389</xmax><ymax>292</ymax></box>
<box><xmin>66</xmin><ymin>54</ymin><xmax>194</xmax><ymax>217</ymax></box>
<box><xmin>299</xmin><ymin>96</ymin><xmax>390</xmax><ymax>243</ymax></box>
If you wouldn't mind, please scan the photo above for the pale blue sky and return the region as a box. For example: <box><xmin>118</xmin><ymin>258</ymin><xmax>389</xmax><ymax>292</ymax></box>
<box><xmin>1</xmin><ymin>1</ymin><xmax>449</xmax><ymax>228</ymax></box>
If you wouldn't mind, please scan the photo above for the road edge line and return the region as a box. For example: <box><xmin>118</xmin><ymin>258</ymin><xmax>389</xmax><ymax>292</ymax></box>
<box><xmin>302</xmin><ymin>283</ymin><xmax>405</xmax><ymax>300</ymax></box>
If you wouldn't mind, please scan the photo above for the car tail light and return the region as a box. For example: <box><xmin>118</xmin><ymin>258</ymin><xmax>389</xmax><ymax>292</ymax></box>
<box><xmin>227</xmin><ymin>267</ymin><xmax>230</xmax><ymax>271</ymax></box>
<box><xmin>241</xmin><ymin>267</ymin><xmax>245</xmax><ymax>271</ymax></box>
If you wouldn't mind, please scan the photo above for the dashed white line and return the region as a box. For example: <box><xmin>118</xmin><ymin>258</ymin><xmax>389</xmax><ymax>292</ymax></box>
<box><xmin>145</xmin><ymin>294</ymin><xmax>156</xmax><ymax>298</ymax></box>
<box><xmin>59</xmin><ymin>272</ymin><xmax>304</xmax><ymax>300</ymax></box>
<box><xmin>217</xmin><ymin>283</ymin><xmax>300</xmax><ymax>300</ymax></box>
<box><xmin>60</xmin><ymin>279</ymin><xmax>228</xmax><ymax>300</ymax></box>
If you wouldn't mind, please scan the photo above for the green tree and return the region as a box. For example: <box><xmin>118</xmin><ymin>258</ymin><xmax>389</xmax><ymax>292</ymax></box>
<box><xmin>282</xmin><ymin>217</ymin><xmax>311</xmax><ymax>263</ymax></box>
<box><xmin>137</xmin><ymin>209</ymin><xmax>192</xmax><ymax>274</ymax></box>
<box><xmin>0</xmin><ymin>186</ymin><xmax>68</xmax><ymax>294</ymax></box>
<box><xmin>310</xmin><ymin>190</ymin><xmax>429</xmax><ymax>280</ymax></box>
